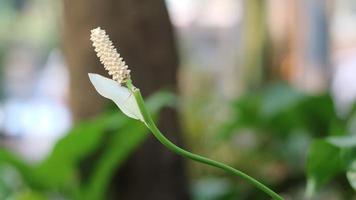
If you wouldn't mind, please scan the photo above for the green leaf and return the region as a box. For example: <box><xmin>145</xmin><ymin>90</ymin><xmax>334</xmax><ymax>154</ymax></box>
<box><xmin>33</xmin><ymin>115</ymin><xmax>114</xmax><ymax>190</ymax></box>
<box><xmin>327</xmin><ymin>135</ymin><xmax>356</xmax><ymax>191</ymax></box>
<box><xmin>0</xmin><ymin>150</ymin><xmax>37</xmax><ymax>188</ymax></box>
<box><xmin>13</xmin><ymin>190</ymin><xmax>47</xmax><ymax>200</ymax></box>
<box><xmin>217</xmin><ymin>94</ymin><xmax>261</xmax><ymax>141</ymax></box>
<box><xmin>79</xmin><ymin>90</ymin><xmax>175</xmax><ymax>200</ymax></box>
<box><xmin>307</xmin><ymin>135</ymin><xmax>356</xmax><ymax>193</ymax></box>
<box><xmin>0</xmin><ymin>112</ymin><xmax>130</xmax><ymax>193</ymax></box>
<box><xmin>347</xmin><ymin>160</ymin><xmax>356</xmax><ymax>190</ymax></box>
<box><xmin>260</xmin><ymin>83</ymin><xmax>304</xmax><ymax>119</ymax></box>
<box><xmin>300</xmin><ymin>95</ymin><xmax>340</xmax><ymax>136</ymax></box>
<box><xmin>306</xmin><ymin>140</ymin><xmax>342</xmax><ymax>196</ymax></box>
<box><xmin>326</xmin><ymin>135</ymin><xmax>356</xmax><ymax>148</ymax></box>
<box><xmin>0</xmin><ymin>90</ymin><xmax>175</xmax><ymax>198</ymax></box>
<box><xmin>80</xmin><ymin>120</ymin><xmax>147</xmax><ymax>200</ymax></box>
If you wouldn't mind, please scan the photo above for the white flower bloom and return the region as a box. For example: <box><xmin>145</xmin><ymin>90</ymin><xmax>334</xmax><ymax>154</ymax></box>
<box><xmin>88</xmin><ymin>27</ymin><xmax>143</xmax><ymax>121</ymax></box>
<box><xmin>88</xmin><ymin>73</ymin><xmax>143</xmax><ymax>121</ymax></box>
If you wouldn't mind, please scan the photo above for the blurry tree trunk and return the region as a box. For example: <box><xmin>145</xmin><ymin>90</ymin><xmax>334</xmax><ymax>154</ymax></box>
<box><xmin>62</xmin><ymin>0</ymin><xmax>190</xmax><ymax>199</ymax></box>
<box><xmin>242</xmin><ymin>0</ymin><xmax>269</xmax><ymax>89</ymax></box>
<box><xmin>242</xmin><ymin>0</ymin><xmax>282</xmax><ymax>90</ymax></box>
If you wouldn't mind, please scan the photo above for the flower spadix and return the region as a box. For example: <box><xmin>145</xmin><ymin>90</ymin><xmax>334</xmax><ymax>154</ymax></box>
<box><xmin>88</xmin><ymin>27</ymin><xmax>143</xmax><ymax>121</ymax></box>
<box><xmin>90</xmin><ymin>27</ymin><xmax>130</xmax><ymax>84</ymax></box>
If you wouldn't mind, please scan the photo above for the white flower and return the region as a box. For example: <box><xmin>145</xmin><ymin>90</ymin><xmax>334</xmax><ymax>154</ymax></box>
<box><xmin>88</xmin><ymin>73</ymin><xmax>143</xmax><ymax>121</ymax></box>
<box><xmin>88</xmin><ymin>27</ymin><xmax>143</xmax><ymax>121</ymax></box>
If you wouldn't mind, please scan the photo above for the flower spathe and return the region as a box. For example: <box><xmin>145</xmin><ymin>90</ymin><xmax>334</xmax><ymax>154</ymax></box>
<box><xmin>88</xmin><ymin>73</ymin><xmax>143</xmax><ymax>121</ymax></box>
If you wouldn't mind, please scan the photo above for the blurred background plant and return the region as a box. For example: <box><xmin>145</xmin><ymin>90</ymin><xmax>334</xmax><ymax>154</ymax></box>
<box><xmin>1</xmin><ymin>0</ymin><xmax>356</xmax><ymax>199</ymax></box>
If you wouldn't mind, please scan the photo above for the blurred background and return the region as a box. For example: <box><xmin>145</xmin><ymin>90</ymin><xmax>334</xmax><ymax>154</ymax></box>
<box><xmin>1</xmin><ymin>0</ymin><xmax>356</xmax><ymax>199</ymax></box>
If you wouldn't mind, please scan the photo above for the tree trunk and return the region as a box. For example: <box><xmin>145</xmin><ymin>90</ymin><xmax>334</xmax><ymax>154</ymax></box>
<box><xmin>243</xmin><ymin>0</ymin><xmax>269</xmax><ymax>89</ymax></box>
<box><xmin>61</xmin><ymin>0</ymin><xmax>190</xmax><ymax>199</ymax></box>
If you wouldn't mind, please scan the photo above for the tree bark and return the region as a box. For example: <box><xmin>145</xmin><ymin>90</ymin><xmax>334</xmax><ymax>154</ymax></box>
<box><xmin>243</xmin><ymin>0</ymin><xmax>269</xmax><ymax>89</ymax></box>
<box><xmin>62</xmin><ymin>0</ymin><xmax>190</xmax><ymax>199</ymax></box>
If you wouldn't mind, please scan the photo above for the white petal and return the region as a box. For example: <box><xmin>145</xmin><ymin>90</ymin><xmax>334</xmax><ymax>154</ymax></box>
<box><xmin>88</xmin><ymin>73</ymin><xmax>143</xmax><ymax>121</ymax></box>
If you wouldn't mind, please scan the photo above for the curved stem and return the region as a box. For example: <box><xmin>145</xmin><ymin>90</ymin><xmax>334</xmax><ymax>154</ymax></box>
<box><xmin>128</xmin><ymin>83</ymin><xmax>283</xmax><ymax>200</ymax></box>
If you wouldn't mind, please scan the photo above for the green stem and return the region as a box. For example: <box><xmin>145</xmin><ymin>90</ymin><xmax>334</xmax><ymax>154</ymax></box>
<box><xmin>127</xmin><ymin>82</ymin><xmax>283</xmax><ymax>200</ymax></box>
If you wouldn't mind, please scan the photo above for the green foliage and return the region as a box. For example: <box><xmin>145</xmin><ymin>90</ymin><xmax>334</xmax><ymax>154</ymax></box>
<box><xmin>306</xmin><ymin>140</ymin><xmax>342</xmax><ymax>196</ymax></box>
<box><xmin>306</xmin><ymin>135</ymin><xmax>356</xmax><ymax>196</ymax></box>
<box><xmin>0</xmin><ymin>90</ymin><xmax>174</xmax><ymax>199</ymax></box>
<box><xmin>218</xmin><ymin>82</ymin><xmax>356</xmax><ymax>197</ymax></box>
<box><xmin>347</xmin><ymin>160</ymin><xmax>356</xmax><ymax>190</ymax></box>
<box><xmin>80</xmin><ymin>119</ymin><xmax>147</xmax><ymax>200</ymax></box>
<box><xmin>219</xmin><ymin>83</ymin><xmax>341</xmax><ymax>141</ymax></box>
